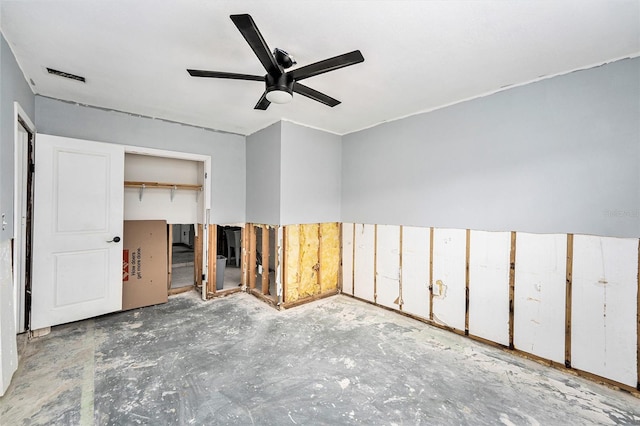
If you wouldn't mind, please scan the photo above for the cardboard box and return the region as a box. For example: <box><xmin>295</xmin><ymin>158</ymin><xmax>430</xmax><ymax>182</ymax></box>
<box><xmin>122</xmin><ymin>220</ymin><xmax>168</xmax><ymax>310</ymax></box>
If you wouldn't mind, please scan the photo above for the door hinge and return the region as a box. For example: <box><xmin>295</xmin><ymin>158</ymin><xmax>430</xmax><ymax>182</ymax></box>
<box><xmin>29</xmin><ymin>162</ymin><xmax>35</xmax><ymax>174</ymax></box>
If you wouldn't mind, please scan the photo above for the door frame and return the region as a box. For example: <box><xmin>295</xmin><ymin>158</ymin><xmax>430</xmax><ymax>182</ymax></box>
<box><xmin>122</xmin><ymin>145</ymin><xmax>211</xmax><ymax>300</ymax></box>
<box><xmin>13</xmin><ymin>102</ymin><xmax>35</xmax><ymax>333</ymax></box>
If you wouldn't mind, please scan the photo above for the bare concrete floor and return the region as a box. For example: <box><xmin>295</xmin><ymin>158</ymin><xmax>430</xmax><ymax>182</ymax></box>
<box><xmin>2</xmin><ymin>293</ymin><xmax>640</xmax><ymax>425</ymax></box>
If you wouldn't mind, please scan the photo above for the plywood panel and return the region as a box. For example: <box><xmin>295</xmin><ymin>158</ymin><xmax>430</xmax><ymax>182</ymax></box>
<box><xmin>354</xmin><ymin>224</ymin><xmax>375</xmax><ymax>302</ymax></box>
<box><xmin>401</xmin><ymin>226</ymin><xmax>430</xmax><ymax>319</ymax></box>
<box><xmin>341</xmin><ymin>223</ymin><xmax>355</xmax><ymax>295</ymax></box>
<box><xmin>432</xmin><ymin>228</ymin><xmax>467</xmax><ymax>330</ymax></box>
<box><xmin>468</xmin><ymin>230</ymin><xmax>511</xmax><ymax>346</ymax></box>
<box><xmin>376</xmin><ymin>225</ymin><xmax>400</xmax><ymax>309</ymax></box>
<box><xmin>319</xmin><ymin>223</ymin><xmax>340</xmax><ymax>293</ymax></box>
<box><xmin>513</xmin><ymin>233</ymin><xmax>566</xmax><ymax>363</ymax></box>
<box><xmin>571</xmin><ymin>235</ymin><xmax>638</xmax><ymax>387</ymax></box>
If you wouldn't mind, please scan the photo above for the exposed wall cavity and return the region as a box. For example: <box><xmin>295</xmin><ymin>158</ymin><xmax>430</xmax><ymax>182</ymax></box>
<box><xmin>343</xmin><ymin>222</ymin><xmax>639</xmax><ymax>391</ymax></box>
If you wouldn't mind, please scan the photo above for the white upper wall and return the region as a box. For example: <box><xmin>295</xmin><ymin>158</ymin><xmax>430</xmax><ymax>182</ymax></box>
<box><xmin>342</xmin><ymin>58</ymin><xmax>640</xmax><ymax>238</ymax></box>
<box><xmin>34</xmin><ymin>96</ymin><xmax>246</xmax><ymax>224</ymax></box>
<box><xmin>280</xmin><ymin>121</ymin><xmax>341</xmax><ymax>225</ymax></box>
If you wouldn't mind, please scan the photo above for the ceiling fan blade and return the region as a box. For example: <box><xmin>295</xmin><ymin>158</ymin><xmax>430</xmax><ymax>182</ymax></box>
<box><xmin>187</xmin><ymin>69</ymin><xmax>264</xmax><ymax>81</ymax></box>
<box><xmin>288</xmin><ymin>50</ymin><xmax>364</xmax><ymax>81</ymax></box>
<box><xmin>293</xmin><ymin>83</ymin><xmax>340</xmax><ymax>107</ymax></box>
<box><xmin>230</xmin><ymin>14</ymin><xmax>282</xmax><ymax>77</ymax></box>
<box><xmin>254</xmin><ymin>92</ymin><xmax>271</xmax><ymax>110</ymax></box>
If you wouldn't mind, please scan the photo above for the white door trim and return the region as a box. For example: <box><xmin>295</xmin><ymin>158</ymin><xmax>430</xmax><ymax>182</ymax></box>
<box><xmin>13</xmin><ymin>102</ymin><xmax>35</xmax><ymax>333</ymax></box>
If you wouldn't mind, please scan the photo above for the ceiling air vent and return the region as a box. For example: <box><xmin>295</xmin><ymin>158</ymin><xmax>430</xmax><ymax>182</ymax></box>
<box><xmin>46</xmin><ymin>67</ymin><xmax>85</xmax><ymax>82</ymax></box>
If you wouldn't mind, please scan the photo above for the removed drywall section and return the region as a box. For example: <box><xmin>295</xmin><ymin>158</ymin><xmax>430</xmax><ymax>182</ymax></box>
<box><xmin>432</xmin><ymin>228</ymin><xmax>466</xmax><ymax>330</ymax></box>
<box><xmin>571</xmin><ymin>235</ymin><xmax>638</xmax><ymax>387</ymax></box>
<box><xmin>401</xmin><ymin>226</ymin><xmax>430</xmax><ymax>320</ymax></box>
<box><xmin>284</xmin><ymin>224</ymin><xmax>320</xmax><ymax>302</ymax></box>
<box><xmin>280</xmin><ymin>121</ymin><xmax>341</xmax><ymax>225</ymax></box>
<box><xmin>345</xmin><ymin>222</ymin><xmax>640</xmax><ymax>391</ymax></box>
<box><xmin>468</xmin><ymin>230</ymin><xmax>511</xmax><ymax>346</ymax></box>
<box><xmin>245</xmin><ymin>122</ymin><xmax>281</xmax><ymax>225</ymax></box>
<box><xmin>375</xmin><ymin>224</ymin><xmax>400</xmax><ymax>309</ymax></box>
<box><xmin>353</xmin><ymin>224</ymin><xmax>375</xmax><ymax>303</ymax></box>
<box><xmin>33</xmin><ymin>96</ymin><xmax>245</xmax><ymax>224</ymax></box>
<box><xmin>513</xmin><ymin>232</ymin><xmax>567</xmax><ymax>364</ymax></box>
<box><xmin>341</xmin><ymin>223</ymin><xmax>355</xmax><ymax>296</ymax></box>
<box><xmin>283</xmin><ymin>223</ymin><xmax>340</xmax><ymax>305</ymax></box>
<box><xmin>341</xmin><ymin>58</ymin><xmax>640</xmax><ymax>238</ymax></box>
<box><xmin>319</xmin><ymin>223</ymin><xmax>340</xmax><ymax>294</ymax></box>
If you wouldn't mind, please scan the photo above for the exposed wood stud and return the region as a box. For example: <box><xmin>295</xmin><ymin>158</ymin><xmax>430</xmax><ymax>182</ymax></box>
<box><xmin>465</xmin><ymin>229</ymin><xmax>470</xmax><ymax>336</ymax></box>
<box><xmin>241</xmin><ymin>225</ymin><xmax>247</xmax><ymax>288</ymax></box>
<box><xmin>565</xmin><ymin>233</ymin><xmax>574</xmax><ymax>369</ymax></box>
<box><xmin>317</xmin><ymin>223</ymin><xmax>323</xmax><ymax>293</ymax></box>
<box><xmin>373</xmin><ymin>224</ymin><xmax>378</xmax><ymax>304</ymax></box>
<box><xmin>429</xmin><ymin>227</ymin><xmax>434</xmax><ymax>321</ymax></box>
<box><xmin>207</xmin><ymin>224</ymin><xmax>217</xmax><ymax>297</ymax></box>
<box><xmin>262</xmin><ymin>225</ymin><xmax>270</xmax><ymax>295</ymax></box>
<box><xmin>338</xmin><ymin>223</ymin><xmax>344</xmax><ymax>293</ymax></box>
<box><xmin>351</xmin><ymin>224</ymin><xmax>356</xmax><ymax>295</ymax></box>
<box><xmin>508</xmin><ymin>231</ymin><xmax>516</xmax><ymax>350</ymax></box>
<box><xmin>399</xmin><ymin>226</ymin><xmax>404</xmax><ymax>311</ymax></box>
<box><xmin>249</xmin><ymin>224</ymin><xmax>257</xmax><ymax>290</ymax></box>
<box><xmin>282</xmin><ymin>226</ymin><xmax>287</xmax><ymax>303</ymax></box>
<box><xmin>194</xmin><ymin>224</ymin><xmax>203</xmax><ymax>288</ymax></box>
<box><xmin>167</xmin><ymin>224</ymin><xmax>173</xmax><ymax>291</ymax></box>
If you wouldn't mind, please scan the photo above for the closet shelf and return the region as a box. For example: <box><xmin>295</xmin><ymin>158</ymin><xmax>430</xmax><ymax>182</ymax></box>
<box><xmin>124</xmin><ymin>181</ymin><xmax>202</xmax><ymax>191</ymax></box>
<box><xmin>124</xmin><ymin>181</ymin><xmax>202</xmax><ymax>202</ymax></box>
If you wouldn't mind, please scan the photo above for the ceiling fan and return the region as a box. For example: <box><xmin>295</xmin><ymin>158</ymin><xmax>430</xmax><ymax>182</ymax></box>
<box><xmin>187</xmin><ymin>14</ymin><xmax>364</xmax><ymax>110</ymax></box>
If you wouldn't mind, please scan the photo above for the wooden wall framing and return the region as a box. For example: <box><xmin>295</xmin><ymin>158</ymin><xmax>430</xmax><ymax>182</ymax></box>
<box><xmin>343</xmin><ymin>223</ymin><xmax>640</xmax><ymax>394</ymax></box>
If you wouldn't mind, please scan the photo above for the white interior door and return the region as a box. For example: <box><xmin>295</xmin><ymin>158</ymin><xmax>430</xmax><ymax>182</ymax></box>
<box><xmin>31</xmin><ymin>134</ymin><xmax>124</xmax><ymax>330</ymax></box>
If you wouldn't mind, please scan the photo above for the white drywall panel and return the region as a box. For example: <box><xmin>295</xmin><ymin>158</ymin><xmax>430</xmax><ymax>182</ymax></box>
<box><xmin>376</xmin><ymin>225</ymin><xmax>400</xmax><ymax>309</ymax></box>
<box><xmin>513</xmin><ymin>233</ymin><xmax>566</xmax><ymax>363</ymax></box>
<box><xmin>468</xmin><ymin>230</ymin><xmax>511</xmax><ymax>346</ymax></box>
<box><xmin>571</xmin><ymin>235</ymin><xmax>638</xmax><ymax>387</ymax></box>
<box><xmin>353</xmin><ymin>224</ymin><xmax>375</xmax><ymax>303</ymax></box>
<box><xmin>432</xmin><ymin>228</ymin><xmax>467</xmax><ymax>330</ymax></box>
<box><xmin>401</xmin><ymin>226</ymin><xmax>430</xmax><ymax>320</ymax></box>
<box><xmin>341</xmin><ymin>223</ymin><xmax>355</xmax><ymax>296</ymax></box>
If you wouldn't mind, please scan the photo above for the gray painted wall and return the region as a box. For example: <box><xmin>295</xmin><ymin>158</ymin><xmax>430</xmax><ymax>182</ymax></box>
<box><xmin>342</xmin><ymin>58</ymin><xmax>640</xmax><ymax>238</ymax></box>
<box><xmin>35</xmin><ymin>96</ymin><xmax>245</xmax><ymax>224</ymax></box>
<box><xmin>280</xmin><ymin>121</ymin><xmax>341</xmax><ymax>225</ymax></box>
<box><xmin>245</xmin><ymin>121</ymin><xmax>281</xmax><ymax>225</ymax></box>
<box><xmin>1</xmin><ymin>35</ymin><xmax>35</xmax><ymax>241</ymax></box>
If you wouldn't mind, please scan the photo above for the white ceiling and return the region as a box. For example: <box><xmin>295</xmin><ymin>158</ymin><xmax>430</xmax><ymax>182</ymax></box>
<box><xmin>1</xmin><ymin>1</ymin><xmax>638</xmax><ymax>136</ymax></box>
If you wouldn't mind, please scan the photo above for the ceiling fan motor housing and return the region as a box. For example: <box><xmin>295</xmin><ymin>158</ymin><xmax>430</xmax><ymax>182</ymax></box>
<box><xmin>265</xmin><ymin>73</ymin><xmax>294</xmax><ymax>102</ymax></box>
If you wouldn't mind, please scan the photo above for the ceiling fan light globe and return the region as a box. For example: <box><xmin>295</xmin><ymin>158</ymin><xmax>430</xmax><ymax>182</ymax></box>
<box><xmin>266</xmin><ymin>90</ymin><xmax>293</xmax><ymax>104</ymax></box>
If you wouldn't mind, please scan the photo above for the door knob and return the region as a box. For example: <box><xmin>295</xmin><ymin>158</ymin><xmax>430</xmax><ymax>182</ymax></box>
<box><xmin>107</xmin><ymin>236</ymin><xmax>121</xmax><ymax>243</ymax></box>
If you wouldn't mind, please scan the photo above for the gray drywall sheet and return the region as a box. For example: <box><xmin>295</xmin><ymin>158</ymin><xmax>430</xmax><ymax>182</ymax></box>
<box><xmin>353</xmin><ymin>224</ymin><xmax>375</xmax><ymax>302</ymax></box>
<box><xmin>571</xmin><ymin>235</ymin><xmax>638</xmax><ymax>387</ymax></box>
<box><xmin>514</xmin><ymin>233</ymin><xmax>566</xmax><ymax>363</ymax></box>
<box><xmin>375</xmin><ymin>225</ymin><xmax>400</xmax><ymax>309</ymax></box>
<box><xmin>401</xmin><ymin>226</ymin><xmax>430</xmax><ymax>320</ymax></box>
<box><xmin>341</xmin><ymin>223</ymin><xmax>355</xmax><ymax>295</ymax></box>
<box><xmin>468</xmin><ymin>230</ymin><xmax>511</xmax><ymax>346</ymax></box>
<box><xmin>432</xmin><ymin>228</ymin><xmax>466</xmax><ymax>330</ymax></box>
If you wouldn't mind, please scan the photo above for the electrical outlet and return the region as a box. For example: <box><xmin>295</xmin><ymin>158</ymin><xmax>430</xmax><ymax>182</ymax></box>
<box><xmin>1</xmin><ymin>213</ymin><xmax>6</xmax><ymax>231</ymax></box>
